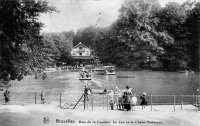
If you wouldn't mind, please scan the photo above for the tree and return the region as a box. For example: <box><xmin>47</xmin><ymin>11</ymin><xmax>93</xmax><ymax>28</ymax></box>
<box><xmin>0</xmin><ymin>0</ymin><xmax>56</xmax><ymax>85</ymax></box>
<box><xmin>185</xmin><ymin>2</ymin><xmax>200</xmax><ymax>71</ymax></box>
<box><xmin>102</xmin><ymin>0</ymin><xmax>173</xmax><ymax>68</ymax></box>
<box><xmin>42</xmin><ymin>31</ymin><xmax>75</xmax><ymax>66</ymax></box>
<box><xmin>154</xmin><ymin>2</ymin><xmax>193</xmax><ymax>70</ymax></box>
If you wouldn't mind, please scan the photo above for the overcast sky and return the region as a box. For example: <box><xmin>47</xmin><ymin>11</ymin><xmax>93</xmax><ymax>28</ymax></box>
<box><xmin>39</xmin><ymin>0</ymin><xmax>189</xmax><ymax>33</ymax></box>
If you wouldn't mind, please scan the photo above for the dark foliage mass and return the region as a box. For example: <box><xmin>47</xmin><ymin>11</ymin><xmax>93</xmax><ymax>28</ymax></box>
<box><xmin>0</xmin><ymin>0</ymin><xmax>56</xmax><ymax>83</ymax></box>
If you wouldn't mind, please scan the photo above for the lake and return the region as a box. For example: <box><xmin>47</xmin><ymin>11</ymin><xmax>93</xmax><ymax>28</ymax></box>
<box><xmin>0</xmin><ymin>71</ymin><xmax>199</xmax><ymax>106</ymax></box>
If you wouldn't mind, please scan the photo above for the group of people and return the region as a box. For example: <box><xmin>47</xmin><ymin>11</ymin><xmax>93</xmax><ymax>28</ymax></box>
<box><xmin>80</xmin><ymin>70</ymin><xmax>91</xmax><ymax>78</ymax></box>
<box><xmin>107</xmin><ymin>86</ymin><xmax>148</xmax><ymax>111</ymax></box>
<box><xmin>83</xmin><ymin>84</ymin><xmax>148</xmax><ymax>111</ymax></box>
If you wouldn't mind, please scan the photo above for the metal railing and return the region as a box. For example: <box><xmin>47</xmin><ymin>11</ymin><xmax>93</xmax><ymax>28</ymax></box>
<box><xmin>0</xmin><ymin>91</ymin><xmax>199</xmax><ymax>111</ymax></box>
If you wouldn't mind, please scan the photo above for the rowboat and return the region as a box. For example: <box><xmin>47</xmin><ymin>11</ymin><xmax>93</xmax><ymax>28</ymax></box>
<box><xmin>117</xmin><ymin>75</ymin><xmax>135</xmax><ymax>78</ymax></box>
<box><xmin>79</xmin><ymin>77</ymin><xmax>92</xmax><ymax>80</ymax></box>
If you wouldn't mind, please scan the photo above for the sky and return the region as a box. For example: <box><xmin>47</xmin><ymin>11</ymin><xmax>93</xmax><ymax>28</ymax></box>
<box><xmin>39</xmin><ymin>0</ymin><xmax>189</xmax><ymax>33</ymax></box>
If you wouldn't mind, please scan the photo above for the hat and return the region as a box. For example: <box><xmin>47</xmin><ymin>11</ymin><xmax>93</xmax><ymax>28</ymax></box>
<box><xmin>126</xmin><ymin>86</ymin><xmax>129</xmax><ymax>89</ymax></box>
<box><xmin>143</xmin><ymin>92</ymin><xmax>146</xmax><ymax>96</ymax></box>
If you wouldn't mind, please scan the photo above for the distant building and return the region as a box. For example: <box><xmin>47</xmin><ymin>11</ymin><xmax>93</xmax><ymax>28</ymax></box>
<box><xmin>71</xmin><ymin>42</ymin><xmax>99</xmax><ymax>66</ymax></box>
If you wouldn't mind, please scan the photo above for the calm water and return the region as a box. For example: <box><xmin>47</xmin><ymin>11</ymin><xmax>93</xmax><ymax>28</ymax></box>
<box><xmin>0</xmin><ymin>71</ymin><xmax>199</xmax><ymax>105</ymax></box>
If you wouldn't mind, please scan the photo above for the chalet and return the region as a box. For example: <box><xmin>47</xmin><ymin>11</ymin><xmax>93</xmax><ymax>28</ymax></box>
<box><xmin>71</xmin><ymin>42</ymin><xmax>98</xmax><ymax>66</ymax></box>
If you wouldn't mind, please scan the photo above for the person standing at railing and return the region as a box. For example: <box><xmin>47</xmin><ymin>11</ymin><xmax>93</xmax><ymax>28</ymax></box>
<box><xmin>123</xmin><ymin>86</ymin><xmax>133</xmax><ymax>111</ymax></box>
<box><xmin>4</xmin><ymin>90</ymin><xmax>10</xmax><ymax>105</ymax></box>
<box><xmin>108</xmin><ymin>90</ymin><xmax>114</xmax><ymax>110</ymax></box>
<box><xmin>41</xmin><ymin>90</ymin><xmax>45</xmax><ymax>104</ymax></box>
<box><xmin>140</xmin><ymin>92</ymin><xmax>148</xmax><ymax>109</ymax></box>
<box><xmin>84</xmin><ymin>84</ymin><xmax>92</xmax><ymax>101</ymax></box>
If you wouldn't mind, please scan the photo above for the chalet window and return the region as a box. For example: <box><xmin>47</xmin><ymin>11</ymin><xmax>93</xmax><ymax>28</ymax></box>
<box><xmin>79</xmin><ymin>52</ymin><xmax>82</xmax><ymax>56</ymax></box>
<box><xmin>79</xmin><ymin>47</ymin><xmax>82</xmax><ymax>50</ymax></box>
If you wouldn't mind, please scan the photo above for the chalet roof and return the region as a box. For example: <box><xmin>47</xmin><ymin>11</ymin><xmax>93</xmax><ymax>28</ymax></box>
<box><xmin>73</xmin><ymin>42</ymin><xmax>94</xmax><ymax>51</ymax></box>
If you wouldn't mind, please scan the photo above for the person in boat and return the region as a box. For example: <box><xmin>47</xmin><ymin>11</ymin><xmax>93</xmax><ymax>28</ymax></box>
<box><xmin>80</xmin><ymin>71</ymin><xmax>85</xmax><ymax>78</ymax></box>
<box><xmin>85</xmin><ymin>70</ymin><xmax>91</xmax><ymax>78</ymax></box>
<box><xmin>140</xmin><ymin>92</ymin><xmax>148</xmax><ymax>109</ymax></box>
<box><xmin>103</xmin><ymin>86</ymin><xmax>107</xmax><ymax>93</ymax></box>
<box><xmin>123</xmin><ymin>86</ymin><xmax>133</xmax><ymax>111</ymax></box>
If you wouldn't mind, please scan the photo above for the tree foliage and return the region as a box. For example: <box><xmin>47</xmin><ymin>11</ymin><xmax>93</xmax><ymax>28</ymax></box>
<box><xmin>0</xmin><ymin>0</ymin><xmax>56</xmax><ymax>83</ymax></box>
<box><xmin>74</xmin><ymin>0</ymin><xmax>200</xmax><ymax>71</ymax></box>
<box><xmin>42</xmin><ymin>31</ymin><xmax>74</xmax><ymax>65</ymax></box>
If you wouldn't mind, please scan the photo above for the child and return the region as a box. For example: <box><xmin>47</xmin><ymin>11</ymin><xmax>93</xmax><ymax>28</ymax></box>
<box><xmin>41</xmin><ymin>90</ymin><xmax>45</xmax><ymax>104</ymax></box>
<box><xmin>131</xmin><ymin>94</ymin><xmax>137</xmax><ymax>111</ymax></box>
<box><xmin>140</xmin><ymin>92</ymin><xmax>148</xmax><ymax>109</ymax></box>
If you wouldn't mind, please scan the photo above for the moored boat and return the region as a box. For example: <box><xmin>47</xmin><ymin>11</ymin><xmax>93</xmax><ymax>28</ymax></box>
<box><xmin>117</xmin><ymin>75</ymin><xmax>135</xmax><ymax>78</ymax></box>
<box><xmin>91</xmin><ymin>68</ymin><xmax>105</xmax><ymax>75</ymax></box>
<box><xmin>44</xmin><ymin>67</ymin><xmax>56</xmax><ymax>72</ymax></box>
<box><xmin>79</xmin><ymin>77</ymin><xmax>92</xmax><ymax>80</ymax></box>
<box><xmin>103</xmin><ymin>66</ymin><xmax>116</xmax><ymax>75</ymax></box>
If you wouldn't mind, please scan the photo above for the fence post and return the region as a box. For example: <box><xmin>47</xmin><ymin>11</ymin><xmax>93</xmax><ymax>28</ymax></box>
<box><xmin>103</xmin><ymin>94</ymin><xmax>104</xmax><ymax>109</ymax></box>
<box><xmin>173</xmin><ymin>95</ymin><xmax>176</xmax><ymax>111</ymax></box>
<box><xmin>35</xmin><ymin>92</ymin><xmax>36</xmax><ymax>104</ymax></box>
<box><xmin>60</xmin><ymin>92</ymin><xmax>62</xmax><ymax>108</ymax></box>
<box><xmin>196</xmin><ymin>95</ymin><xmax>197</xmax><ymax>111</ymax></box>
<box><xmin>181</xmin><ymin>95</ymin><xmax>183</xmax><ymax>110</ymax></box>
<box><xmin>91</xmin><ymin>94</ymin><xmax>93</xmax><ymax>111</ymax></box>
<box><xmin>106</xmin><ymin>94</ymin><xmax>108</xmax><ymax>111</ymax></box>
<box><xmin>151</xmin><ymin>95</ymin><xmax>152</xmax><ymax>111</ymax></box>
<box><xmin>84</xmin><ymin>94</ymin><xmax>86</xmax><ymax>110</ymax></box>
<box><xmin>193</xmin><ymin>92</ymin><xmax>194</xmax><ymax>105</ymax></box>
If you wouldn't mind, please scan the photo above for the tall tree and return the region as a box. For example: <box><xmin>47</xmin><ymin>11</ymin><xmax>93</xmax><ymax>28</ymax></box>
<box><xmin>104</xmin><ymin>0</ymin><xmax>173</xmax><ymax>68</ymax></box>
<box><xmin>154</xmin><ymin>2</ymin><xmax>192</xmax><ymax>70</ymax></box>
<box><xmin>0</xmin><ymin>0</ymin><xmax>56</xmax><ymax>85</ymax></box>
<box><xmin>185</xmin><ymin>2</ymin><xmax>200</xmax><ymax>71</ymax></box>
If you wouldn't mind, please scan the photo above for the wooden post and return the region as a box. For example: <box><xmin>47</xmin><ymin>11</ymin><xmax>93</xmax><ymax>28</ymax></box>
<box><xmin>106</xmin><ymin>94</ymin><xmax>108</xmax><ymax>111</ymax></box>
<box><xmin>193</xmin><ymin>92</ymin><xmax>194</xmax><ymax>105</ymax></box>
<box><xmin>35</xmin><ymin>92</ymin><xmax>36</xmax><ymax>104</ymax></box>
<box><xmin>151</xmin><ymin>95</ymin><xmax>152</xmax><ymax>111</ymax></box>
<box><xmin>181</xmin><ymin>95</ymin><xmax>183</xmax><ymax>110</ymax></box>
<box><xmin>103</xmin><ymin>94</ymin><xmax>104</xmax><ymax>109</ymax></box>
<box><xmin>84</xmin><ymin>94</ymin><xmax>86</xmax><ymax>110</ymax></box>
<box><xmin>173</xmin><ymin>95</ymin><xmax>176</xmax><ymax>111</ymax></box>
<box><xmin>91</xmin><ymin>94</ymin><xmax>93</xmax><ymax>111</ymax></box>
<box><xmin>181</xmin><ymin>100</ymin><xmax>183</xmax><ymax>110</ymax></box>
<box><xmin>60</xmin><ymin>92</ymin><xmax>62</xmax><ymax>108</ymax></box>
<box><xmin>196</xmin><ymin>95</ymin><xmax>197</xmax><ymax>111</ymax></box>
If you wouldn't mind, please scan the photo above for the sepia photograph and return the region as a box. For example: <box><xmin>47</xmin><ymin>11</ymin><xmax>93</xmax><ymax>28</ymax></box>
<box><xmin>0</xmin><ymin>0</ymin><xmax>200</xmax><ymax>126</ymax></box>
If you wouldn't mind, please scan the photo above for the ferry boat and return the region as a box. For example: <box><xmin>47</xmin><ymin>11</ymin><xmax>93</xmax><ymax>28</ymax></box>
<box><xmin>91</xmin><ymin>68</ymin><xmax>105</xmax><ymax>75</ymax></box>
<box><xmin>44</xmin><ymin>67</ymin><xmax>56</xmax><ymax>72</ymax></box>
<box><xmin>92</xmin><ymin>66</ymin><xmax>116</xmax><ymax>75</ymax></box>
<box><xmin>103</xmin><ymin>66</ymin><xmax>116</xmax><ymax>75</ymax></box>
